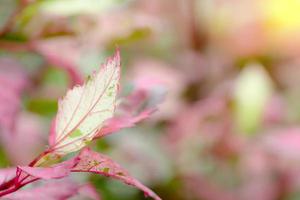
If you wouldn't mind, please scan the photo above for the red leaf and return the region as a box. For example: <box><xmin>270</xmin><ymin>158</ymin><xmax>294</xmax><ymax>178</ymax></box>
<box><xmin>96</xmin><ymin>108</ymin><xmax>156</xmax><ymax>138</ymax></box>
<box><xmin>72</xmin><ymin>148</ymin><xmax>161</xmax><ymax>200</ymax></box>
<box><xmin>95</xmin><ymin>87</ymin><xmax>160</xmax><ymax>139</ymax></box>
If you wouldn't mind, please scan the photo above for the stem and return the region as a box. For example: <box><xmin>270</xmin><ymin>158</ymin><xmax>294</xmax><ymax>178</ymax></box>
<box><xmin>0</xmin><ymin>185</ymin><xmax>19</xmax><ymax>197</ymax></box>
<box><xmin>0</xmin><ymin>177</ymin><xmax>39</xmax><ymax>197</ymax></box>
<box><xmin>0</xmin><ymin>178</ymin><xmax>16</xmax><ymax>191</ymax></box>
<box><xmin>28</xmin><ymin>149</ymin><xmax>51</xmax><ymax>167</ymax></box>
<box><xmin>0</xmin><ymin>149</ymin><xmax>53</xmax><ymax>197</ymax></box>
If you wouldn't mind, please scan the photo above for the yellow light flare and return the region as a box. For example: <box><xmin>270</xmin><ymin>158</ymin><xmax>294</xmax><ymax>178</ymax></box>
<box><xmin>260</xmin><ymin>0</ymin><xmax>300</xmax><ymax>37</ymax></box>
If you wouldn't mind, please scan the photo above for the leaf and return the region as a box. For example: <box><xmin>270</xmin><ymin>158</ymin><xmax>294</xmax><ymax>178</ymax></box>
<box><xmin>13</xmin><ymin>148</ymin><xmax>161</xmax><ymax>200</ymax></box>
<box><xmin>17</xmin><ymin>158</ymin><xmax>79</xmax><ymax>180</ymax></box>
<box><xmin>96</xmin><ymin>108</ymin><xmax>156</xmax><ymax>138</ymax></box>
<box><xmin>49</xmin><ymin>50</ymin><xmax>121</xmax><ymax>155</ymax></box>
<box><xmin>71</xmin><ymin>148</ymin><xmax>161</xmax><ymax>200</ymax></box>
<box><xmin>95</xmin><ymin>87</ymin><xmax>160</xmax><ymax>138</ymax></box>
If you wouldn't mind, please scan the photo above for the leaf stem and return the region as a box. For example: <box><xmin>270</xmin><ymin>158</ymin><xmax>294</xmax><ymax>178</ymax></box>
<box><xmin>0</xmin><ymin>149</ymin><xmax>52</xmax><ymax>197</ymax></box>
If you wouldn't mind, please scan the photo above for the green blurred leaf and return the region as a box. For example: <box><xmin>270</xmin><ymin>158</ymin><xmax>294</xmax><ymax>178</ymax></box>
<box><xmin>0</xmin><ymin>0</ymin><xmax>18</xmax><ymax>31</ymax></box>
<box><xmin>0</xmin><ymin>147</ymin><xmax>10</xmax><ymax>167</ymax></box>
<box><xmin>25</xmin><ymin>98</ymin><xmax>57</xmax><ymax>117</ymax></box>
<box><xmin>108</xmin><ymin>28</ymin><xmax>152</xmax><ymax>48</ymax></box>
<box><xmin>95</xmin><ymin>139</ymin><xmax>111</xmax><ymax>152</ymax></box>
<box><xmin>16</xmin><ymin>1</ymin><xmax>41</xmax><ymax>30</ymax></box>
<box><xmin>1</xmin><ymin>33</ymin><xmax>27</xmax><ymax>41</ymax></box>
<box><xmin>43</xmin><ymin>67</ymin><xmax>69</xmax><ymax>86</ymax></box>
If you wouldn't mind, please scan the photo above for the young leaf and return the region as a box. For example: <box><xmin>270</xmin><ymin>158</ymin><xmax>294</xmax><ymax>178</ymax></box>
<box><xmin>72</xmin><ymin>148</ymin><xmax>162</xmax><ymax>200</ymax></box>
<box><xmin>95</xmin><ymin>87</ymin><xmax>161</xmax><ymax>138</ymax></box>
<box><xmin>50</xmin><ymin>50</ymin><xmax>120</xmax><ymax>155</ymax></box>
<box><xmin>96</xmin><ymin>108</ymin><xmax>156</xmax><ymax>138</ymax></box>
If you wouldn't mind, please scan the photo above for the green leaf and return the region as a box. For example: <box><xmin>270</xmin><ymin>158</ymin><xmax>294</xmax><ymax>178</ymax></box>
<box><xmin>25</xmin><ymin>98</ymin><xmax>58</xmax><ymax>117</ymax></box>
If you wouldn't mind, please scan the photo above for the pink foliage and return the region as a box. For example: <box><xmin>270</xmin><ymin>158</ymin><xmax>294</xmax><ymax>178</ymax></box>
<box><xmin>0</xmin><ymin>59</ymin><xmax>45</xmax><ymax>166</ymax></box>
<box><xmin>263</xmin><ymin>96</ymin><xmax>286</xmax><ymax>126</ymax></box>
<box><xmin>3</xmin><ymin>112</ymin><xmax>45</xmax><ymax>165</ymax></box>
<box><xmin>33</xmin><ymin>38</ymin><xmax>83</xmax><ymax>86</ymax></box>
<box><xmin>0</xmin><ymin>58</ymin><xmax>28</xmax><ymax>132</ymax></box>
<box><xmin>128</xmin><ymin>59</ymin><xmax>185</xmax><ymax>119</ymax></box>
<box><xmin>262</xmin><ymin>128</ymin><xmax>300</xmax><ymax>160</ymax></box>
<box><xmin>96</xmin><ymin>76</ymin><xmax>161</xmax><ymax>138</ymax></box>
<box><xmin>97</xmin><ymin>109</ymin><xmax>155</xmax><ymax>138</ymax></box>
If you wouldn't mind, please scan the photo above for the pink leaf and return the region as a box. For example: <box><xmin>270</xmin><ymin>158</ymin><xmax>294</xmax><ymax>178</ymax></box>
<box><xmin>72</xmin><ymin>148</ymin><xmax>161</xmax><ymax>200</ymax></box>
<box><xmin>17</xmin><ymin>158</ymin><xmax>79</xmax><ymax>180</ymax></box>
<box><xmin>118</xmin><ymin>89</ymin><xmax>149</xmax><ymax>113</ymax></box>
<box><xmin>96</xmin><ymin>108</ymin><xmax>156</xmax><ymax>138</ymax></box>
<box><xmin>128</xmin><ymin>59</ymin><xmax>185</xmax><ymax>119</ymax></box>
<box><xmin>95</xmin><ymin>87</ymin><xmax>161</xmax><ymax>139</ymax></box>
<box><xmin>15</xmin><ymin>148</ymin><xmax>161</xmax><ymax>199</ymax></box>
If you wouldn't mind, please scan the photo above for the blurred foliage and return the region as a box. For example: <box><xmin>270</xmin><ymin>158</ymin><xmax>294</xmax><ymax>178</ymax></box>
<box><xmin>2</xmin><ymin>0</ymin><xmax>300</xmax><ymax>199</ymax></box>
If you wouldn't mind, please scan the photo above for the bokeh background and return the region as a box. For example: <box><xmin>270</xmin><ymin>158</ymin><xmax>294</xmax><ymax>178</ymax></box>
<box><xmin>1</xmin><ymin>0</ymin><xmax>300</xmax><ymax>199</ymax></box>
